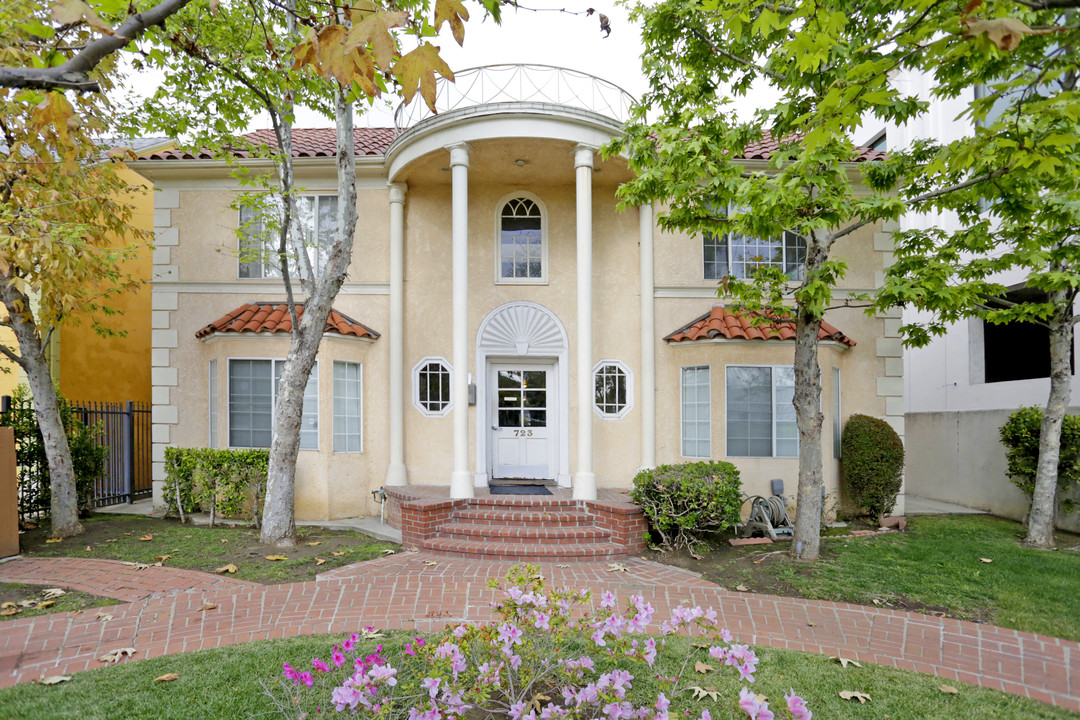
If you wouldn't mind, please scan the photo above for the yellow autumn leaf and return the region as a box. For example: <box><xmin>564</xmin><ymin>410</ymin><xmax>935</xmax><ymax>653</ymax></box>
<box><xmin>345</xmin><ymin>11</ymin><xmax>408</xmax><ymax>71</ymax></box>
<box><xmin>693</xmin><ymin>661</ymin><xmax>714</xmax><ymax>673</ymax></box>
<box><xmin>154</xmin><ymin>673</ymin><xmax>180</xmax><ymax>682</ymax></box>
<box><xmin>316</xmin><ymin>558</ymin><xmax>326</xmax><ymax>566</ymax></box>
<box><xmin>332</xmin><ymin>551</ymin><xmax>346</xmax><ymax>557</ymax></box>
<box><xmin>139</xmin><ymin>534</ymin><xmax>153</xmax><ymax>541</ymax></box>
<box><xmin>45</xmin><ymin>536</ymin><xmax>64</xmax><ymax>543</ymax></box>
<box><xmin>434</xmin><ymin>0</ymin><xmax>469</xmax><ymax>46</ymax></box>
<box><xmin>265</xmin><ymin>555</ymin><xmax>288</xmax><ymax>561</ymax></box>
<box><xmin>392</xmin><ymin>42</ymin><xmax>454</xmax><ymax>112</ymax></box>
<box><xmin>51</xmin><ymin>0</ymin><xmax>114</xmax><ymax>34</ymax></box>
<box><xmin>214</xmin><ymin>564</ymin><xmax>238</xmax><ymax>574</ymax></box>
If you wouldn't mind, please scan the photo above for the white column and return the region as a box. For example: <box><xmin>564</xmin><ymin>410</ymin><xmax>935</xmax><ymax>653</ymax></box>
<box><xmin>385</xmin><ymin>183</ymin><xmax>408</xmax><ymax>486</ymax></box>
<box><xmin>639</xmin><ymin>202</ymin><xmax>656</xmax><ymax>470</ymax></box>
<box><xmin>573</xmin><ymin>144</ymin><xmax>597</xmax><ymax>501</ymax></box>
<box><xmin>448</xmin><ymin>143</ymin><xmax>474</xmax><ymax>499</ymax></box>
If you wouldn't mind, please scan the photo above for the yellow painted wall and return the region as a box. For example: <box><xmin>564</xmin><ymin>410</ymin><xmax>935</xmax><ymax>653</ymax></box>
<box><xmin>57</xmin><ymin>161</ymin><xmax>159</xmax><ymax>404</ymax></box>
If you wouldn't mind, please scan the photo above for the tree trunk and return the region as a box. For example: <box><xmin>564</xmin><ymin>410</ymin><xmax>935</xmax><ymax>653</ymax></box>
<box><xmin>0</xmin><ymin>279</ymin><xmax>83</xmax><ymax>538</ymax></box>
<box><xmin>789</xmin><ymin>233</ymin><xmax>827</xmax><ymax>561</ymax></box>
<box><xmin>260</xmin><ymin>87</ymin><xmax>358</xmax><ymax>547</ymax></box>
<box><xmin>1024</xmin><ymin>293</ymin><xmax>1073</xmax><ymax>549</ymax></box>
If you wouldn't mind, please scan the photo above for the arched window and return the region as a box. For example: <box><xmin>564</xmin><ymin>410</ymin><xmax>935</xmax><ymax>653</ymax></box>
<box><xmin>497</xmin><ymin>195</ymin><xmax>546</xmax><ymax>282</ymax></box>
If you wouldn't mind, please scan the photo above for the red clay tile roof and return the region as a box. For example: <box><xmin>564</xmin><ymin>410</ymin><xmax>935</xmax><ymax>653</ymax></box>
<box><xmin>665</xmin><ymin>306</ymin><xmax>856</xmax><ymax>347</ymax></box>
<box><xmin>142</xmin><ymin>128</ymin><xmax>396</xmax><ymax>160</ymax></box>
<box><xmin>196</xmin><ymin>303</ymin><xmax>379</xmax><ymax>340</ymax></box>
<box><xmin>741</xmin><ymin>132</ymin><xmax>885</xmax><ymax>162</ymax></box>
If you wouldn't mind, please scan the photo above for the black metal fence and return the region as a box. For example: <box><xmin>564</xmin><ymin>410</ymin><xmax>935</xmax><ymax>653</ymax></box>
<box><xmin>71</xmin><ymin>400</ymin><xmax>152</xmax><ymax>506</ymax></box>
<box><xmin>1</xmin><ymin>396</ymin><xmax>151</xmax><ymax>516</ymax></box>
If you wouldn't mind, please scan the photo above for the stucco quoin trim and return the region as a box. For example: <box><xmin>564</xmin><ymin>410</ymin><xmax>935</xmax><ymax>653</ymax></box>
<box><xmin>474</xmin><ymin>301</ymin><xmax>571</xmax><ymax>489</ymax></box>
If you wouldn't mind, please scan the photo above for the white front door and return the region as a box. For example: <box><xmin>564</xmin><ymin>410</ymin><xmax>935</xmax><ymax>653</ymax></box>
<box><xmin>490</xmin><ymin>364</ymin><xmax>556</xmax><ymax>480</ymax></box>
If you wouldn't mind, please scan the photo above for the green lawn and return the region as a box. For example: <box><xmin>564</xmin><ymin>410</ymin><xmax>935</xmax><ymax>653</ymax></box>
<box><xmin>0</xmin><ymin>583</ymin><xmax>117</xmax><ymax>622</ymax></box>
<box><xmin>21</xmin><ymin>514</ymin><xmax>399</xmax><ymax>585</ymax></box>
<box><xmin>764</xmin><ymin>515</ymin><xmax>1080</xmax><ymax>640</ymax></box>
<box><xmin>0</xmin><ymin>633</ymin><xmax>1071</xmax><ymax>720</ymax></box>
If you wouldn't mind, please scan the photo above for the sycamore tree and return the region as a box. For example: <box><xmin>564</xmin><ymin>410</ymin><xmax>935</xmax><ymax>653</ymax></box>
<box><xmin>136</xmin><ymin>0</ymin><xmax>500</xmax><ymax>547</ymax></box>
<box><xmin>875</xmin><ymin>0</ymin><xmax>1080</xmax><ymax>549</ymax></box>
<box><xmin>610</xmin><ymin>0</ymin><xmax>975</xmax><ymax>561</ymax></box>
<box><xmin>0</xmin><ymin>0</ymin><xmax>149</xmax><ymax>537</ymax></box>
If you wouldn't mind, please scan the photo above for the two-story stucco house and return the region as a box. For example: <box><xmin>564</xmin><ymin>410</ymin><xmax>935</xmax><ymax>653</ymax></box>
<box><xmin>135</xmin><ymin>65</ymin><xmax>903</xmax><ymax>557</ymax></box>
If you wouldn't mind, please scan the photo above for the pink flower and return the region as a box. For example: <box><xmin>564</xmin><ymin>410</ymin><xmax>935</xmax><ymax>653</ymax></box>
<box><xmin>312</xmin><ymin>657</ymin><xmax>330</xmax><ymax>673</ymax></box>
<box><xmin>422</xmin><ymin>677</ymin><xmax>442</xmax><ymax>699</ymax></box>
<box><xmin>601</xmin><ymin>591</ymin><xmax>617</xmax><ymax>608</ymax></box>
<box><xmin>738</xmin><ymin>688</ymin><xmax>772</xmax><ymax>719</ymax></box>
<box><xmin>785</xmin><ymin>690</ymin><xmax>812</xmax><ymax>720</ymax></box>
<box><xmin>720</xmin><ymin>628</ymin><xmax>734</xmax><ymax>643</ymax></box>
<box><xmin>298</xmin><ymin>671</ymin><xmax>314</xmax><ymax>688</ymax></box>
<box><xmin>332</xmin><ymin>685</ymin><xmax>362</xmax><ymax>711</ymax></box>
<box><xmin>343</xmin><ymin>636</ymin><xmax>356</xmax><ymax>652</ymax></box>
<box><xmin>698</xmin><ymin>711</ymin><xmax>711</xmax><ymax>720</ymax></box>
<box><xmin>332</xmin><ymin>646</ymin><xmax>346</xmax><ymax>668</ymax></box>
<box><xmin>282</xmin><ymin>662</ymin><xmax>299</xmax><ymax>681</ymax></box>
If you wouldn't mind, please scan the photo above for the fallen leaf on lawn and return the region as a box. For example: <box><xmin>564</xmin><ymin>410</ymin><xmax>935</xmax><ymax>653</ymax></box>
<box><xmin>735</xmin><ymin>584</ymin><xmax>750</xmax><ymax>592</ymax></box>
<box><xmin>0</xmin><ymin>608</ymin><xmax>20</xmax><ymax>616</ymax></box>
<box><xmin>381</xmin><ymin>549</ymin><xmax>395</xmax><ymax>555</ymax></box>
<box><xmin>686</xmin><ymin>686</ymin><xmax>720</xmax><ymax>702</ymax></box>
<box><xmin>979</xmin><ymin>558</ymin><xmax>993</xmax><ymax>563</ymax></box>
<box><xmin>423</xmin><ymin>560</ymin><xmax>439</xmax><ymax>567</ymax></box>
<box><xmin>154</xmin><ymin>673</ymin><xmax>180</xmax><ymax>682</ymax></box>
<box><xmin>939</xmin><ymin>685</ymin><xmax>959</xmax><ymax>694</ymax></box>
<box><xmin>124</xmin><ymin>532</ymin><xmax>131</xmax><ymax>536</ymax></box>
<box><xmin>807</xmin><ymin>622</ymin><xmax>816</xmax><ymax>627</ymax></box>
<box><xmin>220</xmin><ymin>538</ymin><xmax>229</xmax><ymax>543</ymax></box>
<box><xmin>96</xmin><ymin>612</ymin><xmax>113</xmax><ymax>621</ymax></box>
<box><xmin>264</xmin><ymin>555</ymin><xmax>288</xmax><ymax>561</ymax></box>
<box><xmin>693</xmin><ymin>661</ymin><xmax>714</xmax><ymax>674</ymax></box>
<box><xmin>315</xmin><ymin>558</ymin><xmax>326</xmax><ymax>566</ymax></box>
<box><xmin>832</xmin><ymin>656</ymin><xmax>863</xmax><ymax>669</ymax></box>
<box><xmin>156</xmin><ymin>555</ymin><xmax>171</xmax><ymax>562</ymax></box>
<box><xmin>139</xmin><ymin>534</ymin><xmax>154</xmax><ymax>541</ymax></box>
<box><xmin>105</xmin><ymin>538</ymin><xmax>117</xmax><ymax>543</ymax></box>
<box><xmin>85</xmin><ymin>545</ymin><xmax>92</xmax><ymax>552</ymax></box>
<box><xmin>307</xmin><ymin>541</ymin><xmax>322</xmax><ymax>546</ymax></box>
<box><xmin>214</xmin><ymin>564</ymin><xmax>238</xmax><ymax>574</ymax></box>
<box><xmin>45</xmin><ymin>537</ymin><xmax>63</xmax><ymax>543</ymax></box>
<box><xmin>123</xmin><ymin>562</ymin><xmax>159</xmax><ymax>570</ymax></box>
<box><xmin>35</xmin><ymin>675</ymin><xmax>72</xmax><ymax>685</ymax></box>
<box><xmin>839</xmin><ymin>690</ymin><xmax>871</xmax><ymax>704</ymax></box>
<box><xmin>607</xmin><ymin>563</ymin><xmax>629</xmax><ymax>572</ymax></box>
<box><xmin>198</xmin><ymin>603</ymin><xmax>218</xmax><ymax>612</ymax></box>
<box><xmin>871</xmin><ymin>598</ymin><xmax>883</xmax><ymax>605</ymax></box>
<box><xmin>37</xmin><ymin>600</ymin><xmax>56</xmax><ymax>609</ymax></box>
<box><xmin>404</xmin><ymin>545</ymin><xmax>419</xmax><ymax>552</ymax></box>
<box><xmin>18</xmin><ymin>599</ymin><xmax>36</xmax><ymax>607</ymax></box>
<box><xmin>360</xmin><ymin>629</ymin><xmax>385</xmax><ymax>639</ymax></box>
<box><xmin>2</xmin><ymin>601</ymin><xmax>16</xmax><ymax>608</ymax></box>
<box><xmin>99</xmin><ymin>647</ymin><xmax>137</xmax><ymax>664</ymax></box>
<box><xmin>332</xmin><ymin>551</ymin><xmax>346</xmax><ymax>557</ymax></box>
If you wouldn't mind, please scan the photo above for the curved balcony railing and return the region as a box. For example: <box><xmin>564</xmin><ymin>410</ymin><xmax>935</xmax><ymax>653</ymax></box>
<box><xmin>393</xmin><ymin>64</ymin><xmax>635</xmax><ymax>132</ymax></box>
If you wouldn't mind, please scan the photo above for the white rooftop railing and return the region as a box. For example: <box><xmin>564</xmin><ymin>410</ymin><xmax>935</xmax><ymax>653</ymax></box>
<box><xmin>394</xmin><ymin>64</ymin><xmax>635</xmax><ymax>132</ymax></box>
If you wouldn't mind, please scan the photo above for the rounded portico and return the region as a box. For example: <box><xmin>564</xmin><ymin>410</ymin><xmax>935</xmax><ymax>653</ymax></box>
<box><xmin>381</xmin><ymin>65</ymin><xmax>653</xmax><ymax>501</ymax></box>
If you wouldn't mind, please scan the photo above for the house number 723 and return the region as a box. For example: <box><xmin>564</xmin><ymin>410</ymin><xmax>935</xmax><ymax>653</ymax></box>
<box><xmin>513</xmin><ymin>429</ymin><xmax>534</xmax><ymax>437</ymax></box>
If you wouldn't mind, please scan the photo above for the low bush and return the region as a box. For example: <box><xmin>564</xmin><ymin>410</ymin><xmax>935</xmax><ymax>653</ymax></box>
<box><xmin>271</xmin><ymin>565</ymin><xmax>811</xmax><ymax>720</ymax></box>
<box><xmin>163</xmin><ymin>447</ymin><xmax>269</xmax><ymax>526</ymax></box>
<box><xmin>1000</xmin><ymin>406</ymin><xmax>1080</xmax><ymax>514</ymax></box>
<box><xmin>841</xmin><ymin>414</ymin><xmax>904</xmax><ymax>521</ymax></box>
<box><xmin>0</xmin><ymin>383</ymin><xmax>105</xmax><ymax>518</ymax></box>
<box><xmin>631</xmin><ymin>461</ymin><xmax>742</xmax><ymax>556</ymax></box>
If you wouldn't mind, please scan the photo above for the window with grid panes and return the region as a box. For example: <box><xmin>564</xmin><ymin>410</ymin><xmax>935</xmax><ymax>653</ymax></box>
<box><xmin>499</xmin><ymin>197</ymin><xmax>544</xmax><ymax>281</ymax></box>
<box><xmin>413</xmin><ymin>359</ymin><xmax>452</xmax><ymax>416</ymax></box>
<box><xmin>228</xmin><ymin>359</ymin><xmax>318</xmax><ymax>449</ymax></box>
<box><xmin>593</xmin><ymin>361</ymin><xmax>631</xmax><ymax>419</ymax></box>
<box><xmin>725</xmin><ymin>365</ymin><xmax>797</xmax><ymax>457</ymax></box>
<box><xmin>681</xmin><ymin>365</ymin><xmax>711</xmax><ymax>458</ymax></box>
<box><xmin>239</xmin><ymin>195</ymin><xmax>338</xmax><ymax>279</ymax></box>
<box><xmin>333</xmin><ymin>361</ymin><xmax>362</xmax><ymax>453</ymax></box>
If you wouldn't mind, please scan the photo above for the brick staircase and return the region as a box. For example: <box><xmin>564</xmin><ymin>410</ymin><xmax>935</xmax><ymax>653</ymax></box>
<box><xmin>385</xmin><ymin>489</ymin><xmax>648</xmax><ymax>562</ymax></box>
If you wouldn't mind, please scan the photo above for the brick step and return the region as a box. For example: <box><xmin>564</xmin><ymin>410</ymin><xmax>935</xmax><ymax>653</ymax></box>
<box><xmin>467</xmin><ymin>497</ymin><xmax>579</xmax><ymax>513</ymax></box>
<box><xmin>453</xmin><ymin>509</ymin><xmax>592</xmax><ymax>526</ymax></box>
<box><xmin>420</xmin><ymin>536</ymin><xmax>628</xmax><ymax>562</ymax></box>
<box><xmin>437</xmin><ymin>522</ymin><xmax>612</xmax><ymax>543</ymax></box>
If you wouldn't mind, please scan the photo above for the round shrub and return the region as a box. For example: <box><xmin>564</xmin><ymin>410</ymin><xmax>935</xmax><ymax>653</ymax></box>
<box><xmin>841</xmin><ymin>414</ymin><xmax>904</xmax><ymax>521</ymax></box>
<box><xmin>999</xmin><ymin>406</ymin><xmax>1080</xmax><ymax>513</ymax></box>
<box><xmin>630</xmin><ymin>461</ymin><xmax>742</xmax><ymax>556</ymax></box>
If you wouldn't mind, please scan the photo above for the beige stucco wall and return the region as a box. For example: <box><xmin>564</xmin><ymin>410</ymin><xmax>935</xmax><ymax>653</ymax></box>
<box><xmin>145</xmin><ymin>130</ymin><xmax>902</xmax><ymax>521</ymax></box>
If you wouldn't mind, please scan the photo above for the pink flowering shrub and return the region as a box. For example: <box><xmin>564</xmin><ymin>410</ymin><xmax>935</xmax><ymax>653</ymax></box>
<box><xmin>270</xmin><ymin>565</ymin><xmax>810</xmax><ymax>720</ymax></box>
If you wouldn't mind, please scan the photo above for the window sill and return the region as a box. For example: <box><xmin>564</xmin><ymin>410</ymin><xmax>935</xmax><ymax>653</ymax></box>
<box><xmin>495</xmin><ymin>279</ymin><xmax>549</xmax><ymax>286</ymax></box>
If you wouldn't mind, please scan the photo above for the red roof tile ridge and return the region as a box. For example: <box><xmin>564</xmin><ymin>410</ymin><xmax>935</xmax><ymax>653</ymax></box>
<box><xmin>195</xmin><ymin>301</ymin><xmax>380</xmax><ymax>340</ymax></box>
<box><xmin>664</xmin><ymin>305</ymin><xmax>856</xmax><ymax>347</ymax></box>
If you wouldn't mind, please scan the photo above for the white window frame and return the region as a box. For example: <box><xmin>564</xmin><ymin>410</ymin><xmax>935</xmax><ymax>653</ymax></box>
<box><xmin>680</xmin><ymin>365</ymin><xmax>711</xmax><ymax>458</ymax></box>
<box><xmin>494</xmin><ymin>191</ymin><xmax>548</xmax><ymax>285</ymax></box>
<box><xmin>239</xmin><ymin>194</ymin><xmax>338</xmax><ymax>280</ymax></box>
<box><xmin>226</xmin><ymin>358</ymin><xmax>319</xmax><ymax>450</ymax></box>
<box><xmin>412</xmin><ymin>356</ymin><xmax>453</xmax><ymax>417</ymax></box>
<box><xmin>832</xmin><ymin>367</ymin><xmax>842</xmax><ymax>459</ymax></box>
<box><xmin>208</xmin><ymin>359</ymin><xmax>217</xmax><ymax>448</ymax></box>
<box><xmin>592</xmin><ymin>359</ymin><xmax>633</xmax><ymax>419</ymax></box>
<box><xmin>724</xmin><ymin>363</ymin><xmax>798</xmax><ymax>459</ymax></box>
<box><xmin>333</xmin><ymin>361</ymin><xmax>363</xmax><ymax>454</ymax></box>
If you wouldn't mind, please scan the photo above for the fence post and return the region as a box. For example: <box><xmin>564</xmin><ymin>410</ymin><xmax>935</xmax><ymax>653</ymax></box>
<box><xmin>123</xmin><ymin>401</ymin><xmax>135</xmax><ymax>504</ymax></box>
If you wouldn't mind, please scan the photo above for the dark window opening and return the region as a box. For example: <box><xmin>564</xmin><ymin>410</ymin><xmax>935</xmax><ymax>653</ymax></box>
<box><xmin>983</xmin><ymin>287</ymin><xmax>1073</xmax><ymax>383</ymax></box>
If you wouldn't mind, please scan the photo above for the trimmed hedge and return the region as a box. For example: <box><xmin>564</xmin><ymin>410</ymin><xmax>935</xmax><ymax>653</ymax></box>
<box><xmin>1000</xmin><ymin>406</ymin><xmax>1080</xmax><ymax>514</ymax></box>
<box><xmin>841</xmin><ymin>414</ymin><xmax>904</xmax><ymax>521</ymax></box>
<box><xmin>630</xmin><ymin>461</ymin><xmax>743</xmax><ymax>556</ymax></box>
<box><xmin>163</xmin><ymin>447</ymin><xmax>269</xmax><ymax>526</ymax></box>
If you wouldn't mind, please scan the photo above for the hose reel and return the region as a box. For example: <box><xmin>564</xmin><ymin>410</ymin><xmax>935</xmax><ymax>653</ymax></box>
<box><xmin>738</xmin><ymin>479</ymin><xmax>794</xmax><ymax>540</ymax></box>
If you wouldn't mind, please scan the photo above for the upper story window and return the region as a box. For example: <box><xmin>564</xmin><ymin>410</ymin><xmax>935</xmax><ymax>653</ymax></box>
<box><xmin>497</xmin><ymin>194</ymin><xmax>546</xmax><ymax>283</ymax></box>
<box><xmin>704</xmin><ymin>229</ymin><xmax>806</xmax><ymax>281</ymax></box>
<box><xmin>239</xmin><ymin>195</ymin><xmax>338</xmax><ymax>279</ymax></box>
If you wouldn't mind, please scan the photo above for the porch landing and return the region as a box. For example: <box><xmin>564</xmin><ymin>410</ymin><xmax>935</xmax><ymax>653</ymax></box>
<box><xmin>384</xmin><ymin>485</ymin><xmax>648</xmax><ymax>562</ymax></box>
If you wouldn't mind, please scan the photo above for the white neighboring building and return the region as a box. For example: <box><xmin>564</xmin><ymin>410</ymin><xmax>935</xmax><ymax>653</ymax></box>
<box><xmin>865</xmin><ymin>69</ymin><xmax>1080</xmax><ymax>531</ymax></box>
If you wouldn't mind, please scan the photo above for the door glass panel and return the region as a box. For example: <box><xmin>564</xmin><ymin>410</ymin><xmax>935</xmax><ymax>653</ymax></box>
<box><xmin>525</xmin><ymin>410</ymin><xmax>547</xmax><ymax>427</ymax></box>
<box><xmin>498</xmin><ymin>409</ymin><xmax>522</xmax><ymax>427</ymax></box>
<box><xmin>499</xmin><ymin>390</ymin><xmax>521</xmax><ymax>406</ymax></box>
<box><xmin>524</xmin><ymin>390</ymin><xmax>546</xmax><ymax>408</ymax></box>
<box><xmin>498</xmin><ymin>370</ymin><xmax>522</xmax><ymax>389</ymax></box>
<box><xmin>523</xmin><ymin>371</ymin><xmax>546</xmax><ymax>389</ymax></box>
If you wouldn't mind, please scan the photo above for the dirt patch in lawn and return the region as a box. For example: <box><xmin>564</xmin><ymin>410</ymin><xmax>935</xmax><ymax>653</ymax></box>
<box><xmin>1</xmin><ymin>583</ymin><xmax>118</xmax><ymax>622</ymax></box>
<box><xmin>18</xmin><ymin>514</ymin><xmax>400</xmax><ymax>585</ymax></box>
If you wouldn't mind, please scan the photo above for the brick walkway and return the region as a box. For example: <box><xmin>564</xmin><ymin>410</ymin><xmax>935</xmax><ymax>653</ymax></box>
<box><xmin>1</xmin><ymin>553</ymin><xmax>1077</xmax><ymax>711</ymax></box>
